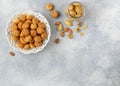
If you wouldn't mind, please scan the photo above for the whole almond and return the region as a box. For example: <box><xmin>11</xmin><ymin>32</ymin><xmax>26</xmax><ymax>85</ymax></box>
<box><xmin>58</xmin><ymin>24</ymin><xmax>63</xmax><ymax>31</ymax></box>
<box><xmin>64</xmin><ymin>20</ymin><xmax>73</xmax><ymax>26</ymax></box>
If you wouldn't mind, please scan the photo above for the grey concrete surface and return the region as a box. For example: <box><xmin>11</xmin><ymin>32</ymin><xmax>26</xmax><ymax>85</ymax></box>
<box><xmin>0</xmin><ymin>0</ymin><xmax>120</xmax><ymax>86</ymax></box>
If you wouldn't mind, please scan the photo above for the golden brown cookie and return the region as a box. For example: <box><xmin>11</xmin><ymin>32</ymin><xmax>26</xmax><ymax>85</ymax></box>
<box><xmin>30</xmin><ymin>23</ymin><xmax>37</xmax><ymax>29</ymax></box>
<box><xmin>23</xmin><ymin>44</ymin><xmax>30</xmax><ymax>50</ymax></box>
<box><xmin>21</xmin><ymin>28</ymin><xmax>29</xmax><ymax>36</ymax></box>
<box><xmin>18</xmin><ymin>14</ymin><xmax>26</xmax><ymax>22</ymax></box>
<box><xmin>20</xmin><ymin>32</ymin><xmax>24</xmax><ymax>37</ymax></box>
<box><xmin>11</xmin><ymin>24</ymin><xmax>18</xmax><ymax>31</ymax></box>
<box><xmin>30</xmin><ymin>30</ymin><xmax>37</xmax><ymax>37</ymax></box>
<box><xmin>34</xmin><ymin>36</ymin><xmax>42</xmax><ymax>42</ymax></box>
<box><xmin>13</xmin><ymin>18</ymin><xmax>20</xmax><ymax>24</ymax></box>
<box><xmin>18</xmin><ymin>22</ymin><xmax>23</xmax><ymax>30</ymax></box>
<box><xmin>50</xmin><ymin>10</ymin><xmax>59</xmax><ymax>18</ymax></box>
<box><xmin>17</xmin><ymin>41</ymin><xmax>24</xmax><ymax>48</ymax></box>
<box><xmin>38</xmin><ymin>22</ymin><xmax>46</xmax><ymax>29</ymax></box>
<box><xmin>25</xmin><ymin>20</ymin><xmax>32</xmax><ymax>24</ymax></box>
<box><xmin>27</xmin><ymin>14</ymin><xmax>33</xmax><ymax>20</ymax></box>
<box><xmin>37</xmin><ymin>27</ymin><xmax>45</xmax><ymax>34</ymax></box>
<box><xmin>12</xmin><ymin>30</ymin><xmax>20</xmax><ymax>37</ymax></box>
<box><xmin>22</xmin><ymin>22</ymin><xmax>29</xmax><ymax>29</ymax></box>
<box><xmin>34</xmin><ymin>42</ymin><xmax>42</xmax><ymax>47</ymax></box>
<box><xmin>30</xmin><ymin>43</ymin><xmax>35</xmax><ymax>48</ymax></box>
<box><xmin>11</xmin><ymin>35</ymin><xmax>19</xmax><ymax>42</ymax></box>
<box><xmin>46</xmin><ymin>3</ymin><xmax>54</xmax><ymax>11</ymax></box>
<box><xmin>20</xmin><ymin>37</ymin><xmax>27</xmax><ymax>44</ymax></box>
<box><xmin>24</xmin><ymin>35</ymin><xmax>32</xmax><ymax>43</ymax></box>
<box><xmin>41</xmin><ymin>32</ymin><xmax>48</xmax><ymax>39</ymax></box>
<box><xmin>32</xmin><ymin>17</ymin><xmax>40</xmax><ymax>24</ymax></box>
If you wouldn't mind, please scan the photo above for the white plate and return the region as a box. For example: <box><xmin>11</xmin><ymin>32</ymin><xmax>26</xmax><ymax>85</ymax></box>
<box><xmin>6</xmin><ymin>10</ymin><xmax>51</xmax><ymax>54</ymax></box>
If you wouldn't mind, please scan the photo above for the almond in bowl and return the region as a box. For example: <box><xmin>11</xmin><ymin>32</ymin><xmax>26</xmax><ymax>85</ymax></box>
<box><xmin>6</xmin><ymin>10</ymin><xmax>51</xmax><ymax>54</ymax></box>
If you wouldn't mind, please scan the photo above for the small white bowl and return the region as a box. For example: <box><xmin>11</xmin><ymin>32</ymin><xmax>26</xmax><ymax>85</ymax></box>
<box><xmin>6</xmin><ymin>10</ymin><xmax>51</xmax><ymax>54</ymax></box>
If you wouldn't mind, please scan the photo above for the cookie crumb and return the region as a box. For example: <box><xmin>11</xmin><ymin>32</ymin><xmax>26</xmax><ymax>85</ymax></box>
<box><xmin>82</xmin><ymin>25</ymin><xmax>88</xmax><ymax>30</ymax></box>
<box><xmin>64</xmin><ymin>27</ymin><xmax>69</xmax><ymax>32</ymax></box>
<box><xmin>55</xmin><ymin>38</ymin><xmax>60</xmax><ymax>44</ymax></box>
<box><xmin>55</xmin><ymin>21</ymin><xmax>61</xmax><ymax>26</ymax></box>
<box><xmin>78</xmin><ymin>22</ymin><xmax>82</xmax><ymax>28</ymax></box>
<box><xmin>68</xmin><ymin>33</ymin><xmax>73</xmax><ymax>39</ymax></box>
<box><xmin>75</xmin><ymin>28</ymin><xmax>80</xmax><ymax>32</ymax></box>
<box><xmin>9</xmin><ymin>52</ymin><xmax>15</xmax><ymax>56</ymax></box>
<box><xmin>60</xmin><ymin>32</ymin><xmax>65</xmax><ymax>37</ymax></box>
<box><xmin>80</xmin><ymin>32</ymin><xmax>84</xmax><ymax>37</ymax></box>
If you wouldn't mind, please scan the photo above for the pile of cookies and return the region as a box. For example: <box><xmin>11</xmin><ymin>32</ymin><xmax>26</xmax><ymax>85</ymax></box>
<box><xmin>10</xmin><ymin>14</ymin><xmax>48</xmax><ymax>50</ymax></box>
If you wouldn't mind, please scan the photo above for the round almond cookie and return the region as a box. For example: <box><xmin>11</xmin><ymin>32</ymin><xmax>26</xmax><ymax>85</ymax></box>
<box><xmin>30</xmin><ymin>30</ymin><xmax>37</xmax><ymax>37</ymax></box>
<box><xmin>34</xmin><ymin>36</ymin><xmax>42</xmax><ymax>42</ymax></box>
<box><xmin>50</xmin><ymin>10</ymin><xmax>59</xmax><ymax>18</ymax></box>
<box><xmin>34</xmin><ymin>42</ymin><xmax>42</xmax><ymax>47</ymax></box>
<box><xmin>30</xmin><ymin>23</ymin><xmax>37</xmax><ymax>30</ymax></box>
<box><xmin>37</xmin><ymin>27</ymin><xmax>45</xmax><ymax>34</ymax></box>
<box><xmin>18</xmin><ymin>14</ymin><xmax>26</xmax><ymax>21</ymax></box>
<box><xmin>46</xmin><ymin>3</ymin><xmax>54</xmax><ymax>11</ymax></box>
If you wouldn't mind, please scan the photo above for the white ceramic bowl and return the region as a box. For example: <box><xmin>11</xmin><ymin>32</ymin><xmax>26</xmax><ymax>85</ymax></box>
<box><xmin>6</xmin><ymin>10</ymin><xmax>51</xmax><ymax>54</ymax></box>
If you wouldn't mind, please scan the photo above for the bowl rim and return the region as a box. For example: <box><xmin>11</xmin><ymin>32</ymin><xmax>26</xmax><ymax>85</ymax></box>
<box><xmin>6</xmin><ymin>10</ymin><xmax>51</xmax><ymax>54</ymax></box>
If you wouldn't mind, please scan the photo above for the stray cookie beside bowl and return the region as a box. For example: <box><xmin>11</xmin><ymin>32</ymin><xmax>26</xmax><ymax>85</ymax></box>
<box><xmin>6</xmin><ymin>10</ymin><xmax>51</xmax><ymax>54</ymax></box>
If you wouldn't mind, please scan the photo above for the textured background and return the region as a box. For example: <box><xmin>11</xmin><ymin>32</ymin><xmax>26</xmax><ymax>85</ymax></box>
<box><xmin>0</xmin><ymin>0</ymin><xmax>120</xmax><ymax>86</ymax></box>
